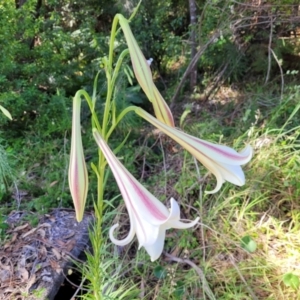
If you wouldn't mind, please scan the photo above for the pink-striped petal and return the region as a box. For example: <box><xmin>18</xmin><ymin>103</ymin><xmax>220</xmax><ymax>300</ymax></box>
<box><xmin>93</xmin><ymin>129</ymin><xmax>199</xmax><ymax>261</ymax></box>
<box><xmin>135</xmin><ymin>108</ymin><xmax>253</xmax><ymax>193</ymax></box>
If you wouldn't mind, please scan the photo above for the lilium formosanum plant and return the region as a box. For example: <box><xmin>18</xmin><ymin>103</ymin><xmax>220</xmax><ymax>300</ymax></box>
<box><xmin>68</xmin><ymin>95</ymin><xmax>89</xmax><ymax>222</ymax></box>
<box><xmin>93</xmin><ymin>129</ymin><xmax>199</xmax><ymax>261</ymax></box>
<box><xmin>135</xmin><ymin>107</ymin><xmax>253</xmax><ymax>194</ymax></box>
<box><xmin>117</xmin><ymin>14</ymin><xmax>175</xmax><ymax>127</ymax></box>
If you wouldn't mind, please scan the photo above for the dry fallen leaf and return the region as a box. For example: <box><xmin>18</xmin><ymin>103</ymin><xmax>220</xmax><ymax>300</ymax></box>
<box><xmin>22</xmin><ymin>227</ymin><xmax>37</xmax><ymax>238</ymax></box>
<box><xmin>65</xmin><ymin>239</ymin><xmax>76</xmax><ymax>252</ymax></box>
<box><xmin>52</xmin><ymin>248</ymin><xmax>61</xmax><ymax>260</ymax></box>
<box><xmin>11</xmin><ymin>232</ymin><xmax>18</xmax><ymax>243</ymax></box>
<box><xmin>13</xmin><ymin>223</ymin><xmax>29</xmax><ymax>232</ymax></box>
<box><xmin>39</xmin><ymin>245</ymin><xmax>48</xmax><ymax>260</ymax></box>
<box><xmin>38</xmin><ymin>223</ymin><xmax>51</xmax><ymax>228</ymax></box>
<box><xmin>64</xmin><ymin>231</ymin><xmax>75</xmax><ymax>239</ymax></box>
<box><xmin>36</xmin><ymin>228</ymin><xmax>46</xmax><ymax>239</ymax></box>
<box><xmin>3</xmin><ymin>240</ymin><xmax>12</xmax><ymax>250</ymax></box>
<box><xmin>56</xmin><ymin>239</ymin><xmax>67</xmax><ymax>247</ymax></box>
<box><xmin>18</xmin><ymin>267</ymin><xmax>29</xmax><ymax>282</ymax></box>
<box><xmin>50</xmin><ymin>259</ymin><xmax>61</xmax><ymax>272</ymax></box>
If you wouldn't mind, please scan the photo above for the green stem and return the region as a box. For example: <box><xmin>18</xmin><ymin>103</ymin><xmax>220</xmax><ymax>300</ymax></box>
<box><xmin>102</xmin><ymin>70</ymin><xmax>112</xmax><ymax>136</ymax></box>
<box><xmin>75</xmin><ymin>89</ymin><xmax>102</xmax><ymax>132</ymax></box>
<box><xmin>108</xmin><ymin>15</ymin><xmax>120</xmax><ymax>69</ymax></box>
<box><xmin>103</xmin><ymin>14</ymin><xmax>124</xmax><ymax>137</ymax></box>
<box><xmin>127</xmin><ymin>1</ymin><xmax>142</xmax><ymax>22</ymax></box>
<box><xmin>97</xmin><ymin>150</ymin><xmax>106</xmax><ymax>215</ymax></box>
<box><xmin>111</xmin><ymin>49</ymin><xmax>129</xmax><ymax>89</ymax></box>
<box><xmin>92</xmin><ymin>70</ymin><xmax>101</xmax><ymax>106</ymax></box>
<box><xmin>106</xmin><ymin>105</ymin><xmax>137</xmax><ymax>139</ymax></box>
<box><xmin>111</xmin><ymin>49</ymin><xmax>130</xmax><ymax>127</ymax></box>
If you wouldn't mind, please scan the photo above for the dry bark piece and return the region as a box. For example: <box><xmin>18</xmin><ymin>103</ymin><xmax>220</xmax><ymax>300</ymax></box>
<box><xmin>0</xmin><ymin>209</ymin><xmax>93</xmax><ymax>300</ymax></box>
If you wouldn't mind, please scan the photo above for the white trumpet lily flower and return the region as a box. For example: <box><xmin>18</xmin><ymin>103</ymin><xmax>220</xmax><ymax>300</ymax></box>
<box><xmin>93</xmin><ymin>129</ymin><xmax>199</xmax><ymax>261</ymax></box>
<box><xmin>135</xmin><ymin>107</ymin><xmax>253</xmax><ymax>193</ymax></box>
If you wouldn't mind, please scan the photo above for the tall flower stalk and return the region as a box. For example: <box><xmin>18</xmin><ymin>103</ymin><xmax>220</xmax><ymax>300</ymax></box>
<box><xmin>68</xmin><ymin>10</ymin><xmax>252</xmax><ymax>298</ymax></box>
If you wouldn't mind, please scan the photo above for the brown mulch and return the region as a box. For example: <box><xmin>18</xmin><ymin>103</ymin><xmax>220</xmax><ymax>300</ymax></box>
<box><xmin>0</xmin><ymin>209</ymin><xmax>93</xmax><ymax>300</ymax></box>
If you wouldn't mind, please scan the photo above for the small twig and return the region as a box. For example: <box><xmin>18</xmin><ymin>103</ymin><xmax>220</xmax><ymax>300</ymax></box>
<box><xmin>159</xmin><ymin>136</ymin><xmax>167</xmax><ymax>196</ymax></box>
<box><xmin>139</xmin><ymin>278</ymin><xmax>145</xmax><ymax>299</ymax></box>
<box><xmin>205</xmin><ymin>63</ymin><xmax>228</xmax><ymax>101</ymax></box>
<box><xmin>197</xmin><ymin>0</ymin><xmax>210</xmax><ymax>45</ymax></box>
<box><xmin>140</xmin><ymin>155</ymin><xmax>147</xmax><ymax>180</ymax></box>
<box><xmin>265</xmin><ymin>17</ymin><xmax>273</xmax><ymax>84</ymax></box>
<box><xmin>270</xmin><ymin>48</ymin><xmax>284</xmax><ymax>101</ymax></box>
<box><xmin>230</xmin><ymin>0</ymin><xmax>297</xmax><ymax>7</ymax></box>
<box><xmin>185</xmin><ymin>175</ymin><xmax>207</xmax><ymax>193</ymax></box>
<box><xmin>62</xmin><ymin>269</ymin><xmax>89</xmax><ymax>291</ymax></box>
<box><xmin>163</xmin><ymin>252</ymin><xmax>216</xmax><ymax>300</ymax></box>
<box><xmin>229</xmin><ymin>255</ymin><xmax>259</xmax><ymax>300</ymax></box>
<box><xmin>231</xmin><ymin>17</ymin><xmax>299</xmax><ymax>30</ymax></box>
<box><xmin>71</xmin><ymin>276</ymin><xmax>87</xmax><ymax>298</ymax></box>
<box><xmin>13</xmin><ymin>181</ymin><xmax>21</xmax><ymax>210</ymax></box>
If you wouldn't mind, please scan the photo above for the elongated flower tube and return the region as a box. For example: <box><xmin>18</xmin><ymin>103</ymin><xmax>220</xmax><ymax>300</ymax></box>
<box><xmin>135</xmin><ymin>107</ymin><xmax>253</xmax><ymax>194</ymax></box>
<box><xmin>93</xmin><ymin>129</ymin><xmax>199</xmax><ymax>261</ymax></box>
<box><xmin>117</xmin><ymin>14</ymin><xmax>175</xmax><ymax>127</ymax></box>
<box><xmin>68</xmin><ymin>95</ymin><xmax>89</xmax><ymax>222</ymax></box>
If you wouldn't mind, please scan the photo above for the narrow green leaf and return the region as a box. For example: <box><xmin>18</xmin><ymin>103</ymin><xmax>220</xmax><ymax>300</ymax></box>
<box><xmin>124</xmin><ymin>65</ymin><xmax>134</xmax><ymax>86</ymax></box>
<box><xmin>180</xmin><ymin>106</ymin><xmax>192</xmax><ymax>127</ymax></box>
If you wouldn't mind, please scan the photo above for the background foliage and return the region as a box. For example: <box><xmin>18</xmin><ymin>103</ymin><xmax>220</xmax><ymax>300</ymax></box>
<box><xmin>0</xmin><ymin>0</ymin><xmax>300</xmax><ymax>299</ymax></box>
